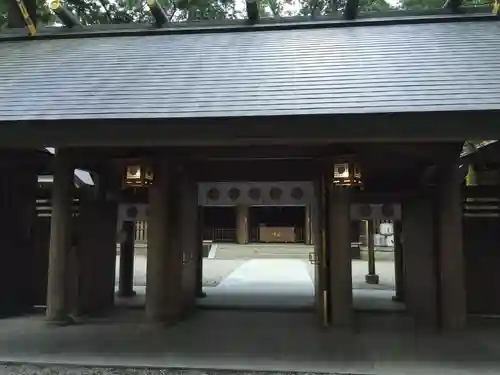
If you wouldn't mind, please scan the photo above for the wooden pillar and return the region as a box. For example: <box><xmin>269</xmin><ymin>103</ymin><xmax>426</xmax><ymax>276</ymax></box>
<box><xmin>146</xmin><ymin>159</ymin><xmax>183</xmax><ymax>323</ymax></box>
<box><xmin>78</xmin><ymin>191</ymin><xmax>117</xmax><ymax>315</ymax></box>
<box><xmin>402</xmin><ymin>196</ymin><xmax>438</xmax><ymax>329</ymax></box>
<box><xmin>117</xmin><ymin>221</ymin><xmax>135</xmax><ymax>297</ymax></box>
<box><xmin>438</xmin><ymin>161</ymin><xmax>466</xmax><ymax>330</ymax></box>
<box><xmin>46</xmin><ymin>150</ymin><xmax>74</xmax><ymax>323</ymax></box>
<box><xmin>313</xmin><ymin>176</ymin><xmax>329</xmax><ymax>326</ymax></box>
<box><xmin>392</xmin><ymin>221</ymin><xmax>404</xmax><ymax>302</ymax></box>
<box><xmin>349</xmin><ymin>221</ymin><xmax>361</xmax><ymax>260</ymax></box>
<box><xmin>236</xmin><ymin>205</ymin><xmax>249</xmax><ymax>244</ymax></box>
<box><xmin>310</xmin><ymin>205</ymin><xmax>316</xmax><ymax>245</ymax></box>
<box><xmin>66</xmin><ymin>226</ymin><xmax>81</xmax><ymax>318</ymax></box>
<box><xmin>328</xmin><ymin>184</ymin><xmax>353</xmax><ymax>328</ymax></box>
<box><xmin>365</xmin><ymin>220</ymin><xmax>379</xmax><ymax>284</ymax></box>
<box><xmin>179</xmin><ymin>169</ymin><xmax>199</xmax><ymax>311</ymax></box>
<box><xmin>196</xmin><ymin>206</ymin><xmax>206</xmax><ymax>298</ymax></box>
<box><xmin>15</xmin><ymin>167</ymin><xmax>38</xmax><ymax>312</ymax></box>
<box><xmin>304</xmin><ymin>205</ymin><xmax>312</xmax><ymax>245</ymax></box>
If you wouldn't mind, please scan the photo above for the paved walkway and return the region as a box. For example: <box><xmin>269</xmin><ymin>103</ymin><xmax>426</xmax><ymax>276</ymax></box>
<box><xmin>198</xmin><ymin>259</ymin><xmax>401</xmax><ymax>312</ymax></box>
<box><xmin>199</xmin><ymin>259</ymin><xmax>314</xmax><ymax>310</ymax></box>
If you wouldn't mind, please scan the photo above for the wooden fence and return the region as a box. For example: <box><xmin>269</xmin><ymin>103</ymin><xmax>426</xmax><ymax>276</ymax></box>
<box><xmin>133</xmin><ymin>223</ymin><xmax>306</xmax><ymax>244</ymax></box>
<box><xmin>134</xmin><ymin>220</ymin><xmax>148</xmax><ymax>243</ymax></box>
<box><xmin>203</xmin><ymin>227</ymin><xmax>236</xmax><ymax>242</ymax></box>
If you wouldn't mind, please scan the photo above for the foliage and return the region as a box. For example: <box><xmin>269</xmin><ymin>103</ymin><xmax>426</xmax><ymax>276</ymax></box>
<box><xmin>0</xmin><ymin>0</ymin><xmax>392</xmax><ymax>29</ymax></box>
<box><xmin>400</xmin><ymin>0</ymin><xmax>493</xmax><ymax>9</ymax></box>
<box><xmin>0</xmin><ymin>0</ymin><xmax>493</xmax><ymax>30</ymax></box>
<box><xmin>0</xmin><ymin>0</ymin><xmax>8</xmax><ymax>27</ymax></box>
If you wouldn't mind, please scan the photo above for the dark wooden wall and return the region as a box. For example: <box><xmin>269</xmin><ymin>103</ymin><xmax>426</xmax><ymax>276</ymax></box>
<box><xmin>0</xmin><ymin>168</ymin><xmax>38</xmax><ymax>316</ymax></box>
<box><xmin>464</xmin><ymin>216</ymin><xmax>500</xmax><ymax>314</ymax></box>
<box><xmin>463</xmin><ymin>186</ymin><xmax>500</xmax><ymax>315</ymax></box>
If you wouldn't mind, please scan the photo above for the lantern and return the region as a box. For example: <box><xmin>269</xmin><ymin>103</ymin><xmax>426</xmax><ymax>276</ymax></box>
<box><xmin>124</xmin><ymin>165</ymin><xmax>153</xmax><ymax>187</ymax></box>
<box><xmin>332</xmin><ymin>158</ymin><xmax>362</xmax><ymax>188</ymax></box>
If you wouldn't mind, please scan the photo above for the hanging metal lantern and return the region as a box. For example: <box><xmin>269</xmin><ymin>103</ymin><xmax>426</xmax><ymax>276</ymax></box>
<box><xmin>124</xmin><ymin>164</ymin><xmax>154</xmax><ymax>187</ymax></box>
<box><xmin>332</xmin><ymin>157</ymin><xmax>362</xmax><ymax>188</ymax></box>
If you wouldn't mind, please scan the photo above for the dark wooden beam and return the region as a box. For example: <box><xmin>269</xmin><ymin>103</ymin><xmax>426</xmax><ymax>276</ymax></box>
<box><xmin>148</xmin><ymin>0</ymin><xmax>168</xmax><ymax>27</ymax></box>
<box><xmin>5</xmin><ymin>111</ymin><xmax>498</xmax><ymax>148</ymax></box>
<box><xmin>343</xmin><ymin>0</ymin><xmax>359</xmax><ymax>20</ymax></box>
<box><xmin>49</xmin><ymin>0</ymin><xmax>82</xmax><ymax>28</ymax></box>
<box><xmin>193</xmin><ymin>159</ymin><xmax>321</xmax><ymax>181</ymax></box>
<box><xmin>36</xmin><ymin>185</ymin><xmax>83</xmax><ymax>199</ymax></box>
<box><xmin>246</xmin><ymin>0</ymin><xmax>259</xmax><ymax>23</ymax></box>
<box><xmin>59</xmin><ymin>142</ymin><xmax>457</xmax><ymax>169</ymax></box>
<box><xmin>465</xmin><ymin>185</ymin><xmax>500</xmax><ymax>199</ymax></box>
<box><xmin>417</xmin><ymin>142</ymin><xmax>464</xmax><ymax>186</ymax></box>
<box><xmin>0</xmin><ymin>150</ymin><xmax>52</xmax><ymax>174</ymax></box>
<box><xmin>7</xmin><ymin>0</ymin><xmax>36</xmax><ymax>28</ymax></box>
<box><xmin>443</xmin><ymin>0</ymin><xmax>463</xmax><ymax>13</ymax></box>
<box><xmin>352</xmin><ymin>190</ymin><xmax>415</xmax><ymax>204</ymax></box>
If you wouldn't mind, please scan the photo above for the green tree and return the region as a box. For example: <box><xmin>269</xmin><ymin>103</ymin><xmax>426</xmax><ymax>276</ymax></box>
<box><xmin>0</xmin><ymin>0</ymin><xmax>492</xmax><ymax>30</ymax></box>
<box><xmin>0</xmin><ymin>0</ymin><xmax>393</xmax><ymax>28</ymax></box>
<box><xmin>259</xmin><ymin>0</ymin><xmax>295</xmax><ymax>18</ymax></box>
<box><xmin>400</xmin><ymin>0</ymin><xmax>492</xmax><ymax>10</ymax></box>
<box><xmin>62</xmin><ymin>0</ymin><xmax>151</xmax><ymax>24</ymax></box>
<box><xmin>400</xmin><ymin>0</ymin><xmax>443</xmax><ymax>8</ymax></box>
<box><xmin>0</xmin><ymin>0</ymin><xmax>7</xmax><ymax>27</ymax></box>
<box><xmin>360</xmin><ymin>0</ymin><xmax>392</xmax><ymax>11</ymax></box>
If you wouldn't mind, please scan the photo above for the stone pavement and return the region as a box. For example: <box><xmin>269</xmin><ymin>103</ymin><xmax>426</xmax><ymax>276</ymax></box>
<box><xmin>1</xmin><ymin>310</ymin><xmax>500</xmax><ymax>375</ymax></box>
<box><xmin>116</xmin><ymin>244</ymin><xmax>399</xmax><ymax>311</ymax></box>
<box><xmin>116</xmin><ymin>258</ymin><xmax>400</xmax><ymax>312</ymax></box>
<box><xmin>199</xmin><ymin>259</ymin><xmax>314</xmax><ymax>310</ymax></box>
<box><xmin>198</xmin><ymin>259</ymin><xmax>400</xmax><ymax>312</ymax></box>
<box><xmin>116</xmin><ymin>244</ymin><xmax>396</xmax><ymax>291</ymax></box>
<box><xmin>115</xmin><ymin>255</ymin><xmax>247</xmax><ymax>288</ymax></box>
<box><xmin>212</xmin><ymin>244</ymin><xmax>315</xmax><ymax>260</ymax></box>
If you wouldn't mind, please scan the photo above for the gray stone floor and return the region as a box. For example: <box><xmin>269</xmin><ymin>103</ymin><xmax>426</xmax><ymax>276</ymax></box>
<box><xmin>115</xmin><ymin>256</ymin><xmax>247</xmax><ymax>288</ymax></box>
<box><xmin>0</xmin><ymin>245</ymin><xmax>418</xmax><ymax>374</ymax></box>
<box><xmin>1</xmin><ymin>245</ymin><xmax>497</xmax><ymax>374</ymax></box>
<box><xmin>1</xmin><ymin>311</ymin><xmax>500</xmax><ymax>374</ymax></box>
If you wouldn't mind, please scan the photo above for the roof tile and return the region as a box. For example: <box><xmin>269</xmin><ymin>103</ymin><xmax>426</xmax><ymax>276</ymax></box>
<box><xmin>0</xmin><ymin>21</ymin><xmax>499</xmax><ymax>120</ymax></box>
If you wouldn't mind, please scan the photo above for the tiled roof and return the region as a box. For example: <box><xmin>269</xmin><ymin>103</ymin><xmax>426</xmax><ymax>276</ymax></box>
<box><xmin>0</xmin><ymin>19</ymin><xmax>499</xmax><ymax>121</ymax></box>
